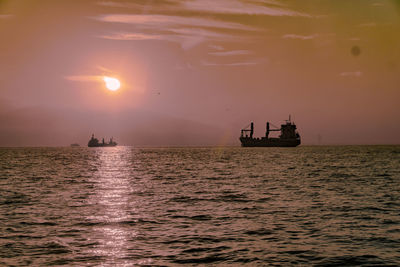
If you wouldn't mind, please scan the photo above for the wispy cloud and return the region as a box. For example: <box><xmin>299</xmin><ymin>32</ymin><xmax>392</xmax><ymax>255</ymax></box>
<box><xmin>97</xmin><ymin>1</ymin><xmax>179</xmax><ymax>9</ymax></box>
<box><xmin>282</xmin><ymin>34</ymin><xmax>318</xmax><ymax>40</ymax></box>
<box><xmin>202</xmin><ymin>60</ymin><xmax>260</xmax><ymax>67</ymax></box>
<box><xmin>182</xmin><ymin>0</ymin><xmax>310</xmax><ymax>17</ymax></box>
<box><xmin>100</xmin><ymin>29</ymin><xmax>233</xmax><ymax>50</ymax></box>
<box><xmin>225</xmin><ymin>62</ymin><xmax>259</xmax><ymax>66</ymax></box>
<box><xmin>169</xmin><ymin>28</ymin><xmax>233</xmax><ymax>39</ymax></box>
<box><xmin>98</xmin><ymin>0</ymin><xmax>310</xmax><ymax>17</ymax></box>
<box><xmin>209</xmin><ymin>44</ymin><xmax>225</xmax><ymax>51</ymax></box>
<box><xmin>95</xmin><ymin>0</ymin><xmax>314</xmax><ymax>54</ymax></box>
<box><xmin>0</xmin><ymin>14</ymin><xmax>13</xmax><ymax>19</ymax></box>
<box><xmin>209</xmin><ymin>50</ymin><xmax>252</xmax><ymax>56</ymax></box>
<box><xmin>66</xmin><ymin>66</ymin><xmax>118</xmax><ymax>82</ymax></box>
<box><xmin>249</xmin><ymin>0</ymin><xmax>286</xmax><ymax>6</ymax></box>
<box><xmin>340</xmin><ymin>71</ymin><xmax>363</xmax><ymax>77</ymax></box>
<box><xmin>358</xmin><ymin>22</ymin><xmax>377</xmax><ymax>27</ymax></box>
<box><xmin>171</xmin><ymin>28</ymin><xmax>234</xmax><ymax>49</ymax></box>
<box><xmin>95</xmin><ymin>14</ymin><xmax>253</xmax><ymax>49</ymax></box>
<box><xmin>96</xmin><ymin>14</ymin><xmax>252</xmax><ymax>31</ymax></box>
<box><xmin>97</xmin><ymin>1</ymin><xmax>137</xmax><ymax>8</ymax></box>
<box><xmin>99</xmin><ymin>32</ymin><xmax>163</xmax><ymax>41</ymax></box>
<box><xmin>65</xmin><ymin>75</ymin><xmax>102</xmax><ymax>82</ymax></box>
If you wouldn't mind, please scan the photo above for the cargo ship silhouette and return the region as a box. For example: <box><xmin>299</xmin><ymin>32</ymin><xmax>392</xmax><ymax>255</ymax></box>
<box><xmin>88</xmin><ymin>134</ymin><xmax>117</xmax><ymax>147</ymax></box>
<box><xmin>240</xmin><ymin>116</ymin><xmax>300</xmax><ymax>147</ymax></box>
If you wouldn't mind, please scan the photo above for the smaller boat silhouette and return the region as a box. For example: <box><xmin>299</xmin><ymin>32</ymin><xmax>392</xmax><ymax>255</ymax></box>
<box><xmin>70</xmin><ymin>143</ymin><xmax>80</xmax><ymax>147</ymax></box>
<box><xmin>88</xmin><ymin>134</ymin><xmax>117</xmax><ymax>147</ymax></box>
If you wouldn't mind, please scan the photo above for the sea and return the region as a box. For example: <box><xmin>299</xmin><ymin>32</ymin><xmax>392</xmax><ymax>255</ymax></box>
<box><xmin>0</xmin><ymin>146</ymin><xmax>399</xmax><ymax>266</ymax></box>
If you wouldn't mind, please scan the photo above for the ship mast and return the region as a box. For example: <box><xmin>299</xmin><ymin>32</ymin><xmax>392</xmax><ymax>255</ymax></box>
<box><xmin>240</xmin><ymin>122</ymin><xmax>254</xmax><ymax>138</ymax></box>
<box><xmin>285</xmin><ymin>114</ymin><xmax>292</xmax><ymax>124</ymax></box>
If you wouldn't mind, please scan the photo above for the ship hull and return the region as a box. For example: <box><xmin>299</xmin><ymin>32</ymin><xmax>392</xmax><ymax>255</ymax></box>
<box><xmin>88</xmin><ymin>144</ymin><xmax>117</xmax><ymax>147</ymax></box>
<box><xmin>240</xmin><ymin>137</ymin><xmax>300</xmax><ymax>147</ymax></box>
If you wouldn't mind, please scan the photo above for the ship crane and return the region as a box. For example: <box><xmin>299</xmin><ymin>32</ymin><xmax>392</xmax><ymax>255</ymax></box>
<box><xmin>240</xmin><ymin>122</ymin><xmax>254</xmax><ymax>138</ymax></box>
<box><xmin>266</xmin><ymin>122</ymin><xmax>280</xmax><ymax>138</ymax></box>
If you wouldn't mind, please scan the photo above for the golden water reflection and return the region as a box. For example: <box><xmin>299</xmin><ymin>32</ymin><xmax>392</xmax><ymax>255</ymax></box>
<box><xmin>86</xmin><ymin>147</ymin><xmax>147</xmax><ymax>266</ymax></box>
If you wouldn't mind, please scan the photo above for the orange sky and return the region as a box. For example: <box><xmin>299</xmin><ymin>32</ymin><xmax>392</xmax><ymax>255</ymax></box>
<box><xmin>0</xmin><ymin>0</ymin><xmax>399</xmax><ymax>146</ymax></box>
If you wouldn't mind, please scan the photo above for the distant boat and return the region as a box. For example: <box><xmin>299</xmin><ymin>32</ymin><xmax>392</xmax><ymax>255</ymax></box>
<box><xmin>70</xmin><ymin>143</ymin><xmax>80</xmax><ymax>147</ymax></box>
<box><xmin>88</xmin><ymin>134</ymin><xmax>117</xmax><ymax>147</ymax></box>
<box><xmin>240</xmin><ymin>116</ymin><xmax>301</xmax><ymax>147</ymax></box>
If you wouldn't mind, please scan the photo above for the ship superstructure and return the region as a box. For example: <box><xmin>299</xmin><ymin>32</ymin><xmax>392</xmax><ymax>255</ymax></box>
<box><xmin>88</xmin><ymin>134</ymin><xmax>117</xmax><ymax>147</ymax></box>
<box><xmin>240</xmin><ymin>116</ymin><xmax>300</xmax><ymax>147</ymax></box>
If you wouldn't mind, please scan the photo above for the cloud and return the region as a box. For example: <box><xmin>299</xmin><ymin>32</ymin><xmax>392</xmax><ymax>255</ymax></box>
<box><xmin>94</xmin><ymin>1</ymin><xmax>313</xmax><ymax>53</ymax></box>
<box><xmin>182</xmin><ymin>0</ymin><xmax>310</xmax><ymax>17</ymax></box>
<box><xmin>340</xmin><ymin>71</ymin><xmax>363</xmax><ymax>77</ymax></box>
<box><xmin>96</xmin><ymin>66</ymin><xmax>117</xmax><ymax>75</ymax></box>
<box><xmin>226</xmin><ymin>62</ymin><xmax>258</xmax><ymax>66</ymax></box>
<box><xmin>97</xmin><ymin>1</ymin><xmax>137</xmax><ymax>8</ymax></box>
<box><xmin>173</xmin><ymin>28</ymin><xmax>236</xmax><ymax>49</ymax></box>
<box><xmin>96</xmin><ymin>14</ymin><xmax>251</xmax><ymax>31</ymax></box>
<box><xmin>282</xmin><ymin>33</ymin><xmax>335</xmax><ymax>42</ymax></box>
<box><xmin>282</xmin><ymin>34</ymin><xmax>318</xmax><ymax>40</ymax></box>
<box><xmin>209</xmin><ymin>44</ymin><xmax>225</xmax><ymax>51</ymax></box>
<box><xmin>95</xmin><ymin>14</ymin><xmax>253</xmax><ymax>49</ymax></box>
<box><xmin>209</xmin><ymin>50</ymin><xmax>252</xmax><ymax>56</ymax></box>
<box><xmin>249</xmin><ymin>0</ymin><xmax>286</xmax><ymax>6</ymax></box>
<box><xmin>358</xmin><ymin>22</ymin><xmax>377</xmax><ymax>27</ymax></box>
<box><xmin>100</xmin><ymin>28</ymin><xmax>233</xmax><ymax>50</ymax></box>
<box><xmin>0</xmin><ymin>14</ymin><xmax>13</xmax><ymax>19</ymax></box>
<box><xmin>99</xmin><ymin>32</ymin><xmax>163</xmax><ymax>41</ymax></box>
<box><xmin>65</xmin><ymin>75</ymin><xmax>102</xmax><ymax>82</ymax></box>
<box><xmin>169</xmin><ymin>28</ymin><xmax>233</xmax><ymax>38</ymax></box>
<box><xmin>98</xmin><ymin>0</ymin><xmax>310</xmax><ymax>17</ymax></box>
<box><xmin>202</xmin><ymin>60</ymin><xmax>258</xmax><ymax>67</ymax></box>
<box><xmin>65</xmin><ymin>66</ymin><xmax>118</xmax><ymax>82</ymax></box>
<box><xmin>97</xmin><ymin>1</ymin><xmax>179</xmax><ymax>9</ymax></box>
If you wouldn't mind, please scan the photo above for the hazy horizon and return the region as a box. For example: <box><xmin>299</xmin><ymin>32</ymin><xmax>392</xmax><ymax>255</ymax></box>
<box><xmin>1</xmin><ymin>0</ymin><xmax>399</xmax><ymax>146</ymax></box>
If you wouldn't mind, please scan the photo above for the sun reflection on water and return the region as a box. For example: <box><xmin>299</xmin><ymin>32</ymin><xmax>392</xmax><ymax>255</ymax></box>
<box><xmin>85</xmin><ymin>147</ymin><xmax>144</xmax><ymax>265</ymax></box>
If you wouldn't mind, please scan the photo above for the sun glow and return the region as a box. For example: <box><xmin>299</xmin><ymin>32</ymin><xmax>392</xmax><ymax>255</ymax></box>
<box><xmin>103</xmin><ymin>76</ymin><xmax>121</xmax><ymax>91</ymax></box>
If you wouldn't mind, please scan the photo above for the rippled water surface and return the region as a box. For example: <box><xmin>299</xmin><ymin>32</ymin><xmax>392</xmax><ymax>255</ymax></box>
<box><xmin>1</xmin><ymin>146</ymin><xmax>399</xmax><ymax>266</ymax></box>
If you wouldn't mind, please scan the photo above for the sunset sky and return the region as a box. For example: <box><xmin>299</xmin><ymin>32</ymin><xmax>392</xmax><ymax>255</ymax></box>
<box><xmin>0</xmin><ymin>0</ymin><xmax>399</xmax><ymax>146</ymax></box>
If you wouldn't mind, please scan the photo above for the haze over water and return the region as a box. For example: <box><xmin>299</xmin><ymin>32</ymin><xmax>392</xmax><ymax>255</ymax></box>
<box><xmin>1</xmin><ymin>146</ymin><xmax>399</xmax><ymax>266</ymax></box>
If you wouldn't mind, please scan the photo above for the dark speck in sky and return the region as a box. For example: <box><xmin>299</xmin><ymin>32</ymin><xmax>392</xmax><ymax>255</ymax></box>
<box><xmin>351</xmin><ymin>46</ymin><xmax>361</xmax><ymax>56</ymax></box>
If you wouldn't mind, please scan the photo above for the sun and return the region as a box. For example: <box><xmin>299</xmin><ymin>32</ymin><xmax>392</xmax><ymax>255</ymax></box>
<box><xmin>103</xmin><ymin>76</ymin><xmax>121</xmax><ymax>91</ymax></box>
